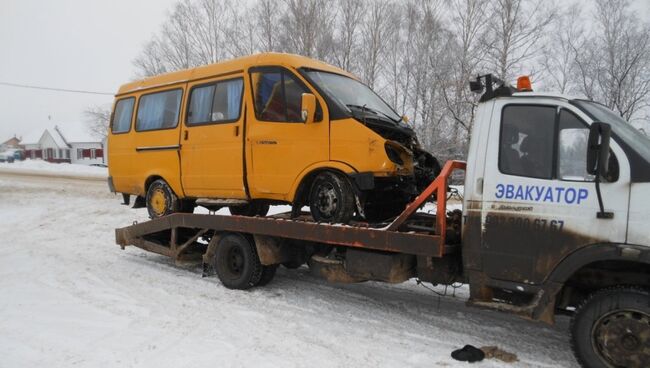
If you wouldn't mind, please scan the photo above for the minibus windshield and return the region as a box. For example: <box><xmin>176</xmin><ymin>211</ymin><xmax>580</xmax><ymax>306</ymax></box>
<box><xmin>571</xmin><ymin>99</ymin><xmax>650</xmax><ymax>163</ymax></box>
<box><xmin>305</xmin><ymin>70</ymin><xmax>401</xmax><ymax>122</ymax></box>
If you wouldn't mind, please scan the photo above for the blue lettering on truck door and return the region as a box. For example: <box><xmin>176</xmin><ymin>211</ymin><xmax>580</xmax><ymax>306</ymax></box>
<box><xmin>495</xmin><ymin>183</ymin><xmax>588</xmax><ymax>205</ymax></box>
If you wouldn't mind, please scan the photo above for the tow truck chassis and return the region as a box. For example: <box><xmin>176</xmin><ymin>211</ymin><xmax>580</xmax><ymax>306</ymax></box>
<box><xmin>115</xmin><ymin>161</ymin><xmax>467</xmax><ymax>283</ymax></box>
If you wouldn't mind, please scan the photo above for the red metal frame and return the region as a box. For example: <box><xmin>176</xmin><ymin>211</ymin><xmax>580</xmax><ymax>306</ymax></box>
<box><xmin>386</xmin><ymin>160</ymin><xmax>466</xmax><ymax>254</ymax></box>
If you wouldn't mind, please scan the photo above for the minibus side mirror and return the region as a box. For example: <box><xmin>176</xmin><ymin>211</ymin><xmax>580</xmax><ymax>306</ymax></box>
<box><xmin>586</xmin><ymin>121</ymin><xmax>614</xmax><ymax>219</ymax></box>
<box><xmin>301</xmin><ymin>93</ymin><xmax>317</xmax><ymax>123</ymax></box>
<box><xmin>587</xmin><ymin>122</ymin><xmax>612</xmax><ymax>177</ymax></box>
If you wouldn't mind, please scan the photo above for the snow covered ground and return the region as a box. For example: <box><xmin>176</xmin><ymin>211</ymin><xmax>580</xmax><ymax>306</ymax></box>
<box><xmin>0</xmin><ymin>172</ymin><xmax>579</xmax><ymax>367</ymax></box>
<box><xmin>0</xmin><ymin>160</ymin><xmax>107</xmax><ymax>180</ymax></box>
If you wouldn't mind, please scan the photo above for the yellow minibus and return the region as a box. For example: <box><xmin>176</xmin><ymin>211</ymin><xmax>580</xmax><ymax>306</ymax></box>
<box><xmin>108</xmin><ymin>53</ymin><xmax>439</xmax><ymax>222</ymax></box>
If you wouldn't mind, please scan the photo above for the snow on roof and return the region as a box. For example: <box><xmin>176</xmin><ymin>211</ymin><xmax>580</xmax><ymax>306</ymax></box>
<box><xmin>55</xmin><ymin>121</ymin><xmax>98</xmax><ymax>143</ymax></box>
<box><xmin>47</xmin><ymin>128</ymin><xmax>68</xmax><ymax>147</ymax></box>
<box><xmin>20</xmin><ymin>129</ymin><xmax>46</xmax><ymax>145</ymax></box>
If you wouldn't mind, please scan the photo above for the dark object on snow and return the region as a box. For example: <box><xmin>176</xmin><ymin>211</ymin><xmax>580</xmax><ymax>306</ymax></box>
<box><xmin>451</xmin><ymin>345</ymin><xmax>485</xmax><ymax>363</ymax></box>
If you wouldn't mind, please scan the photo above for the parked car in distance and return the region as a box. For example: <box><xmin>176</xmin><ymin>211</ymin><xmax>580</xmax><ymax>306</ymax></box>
<box><xmin>108</xmin><ymin>53</ymin><xmax>440</xmax><ymax>222</ymax></box>
<box><xmin>0</xmin><ymin>149</ymin><xmax>21</xmax><ymax>163</ymax></box>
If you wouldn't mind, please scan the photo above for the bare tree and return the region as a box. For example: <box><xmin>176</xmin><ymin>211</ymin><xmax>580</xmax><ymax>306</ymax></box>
<box><xmin>133</xmin><ymin>37</ymin><xmax>169</xmax><ymax>77</ymax></box>
<box><xmin>440</xmin><ymin>0</ymin><xmax>489</xmax><ymax>140</ymax></box>
<box><xmin>279</xmin><ymin>0</ymin><xmax>335</xmax><ymax>59</ymax></box>
<box><xmin>485</xmin><ymin>0</ymin><xmax>556</xmax><ymax>81</ymax></box>
<box><xmin>540</xmin><ymin>5</ymin><xmax>584</xmax><ymax>94</ymax></box>
<box><xmin>255</xmin><ymin>0</ymin><xmax>284</xmax><ymax>52</ymax></box>
<box><xmin>575</xmin><ymin>0</ymin><xmax>650</xmax><ymax>121</ymax></box>
<box><xmin>360</xmin><ymin>0</ymin><xmax>393</xmax><ymax>88</ymax></box>
<box><xmin>84</xmin><ymin>105</ymin><xmax>111</xmax><ymax>141</ymax></box>
<box><xmin>332</xmin><ymin>0</ymin><xmax>365</xmax><ymax>73</ymax></box>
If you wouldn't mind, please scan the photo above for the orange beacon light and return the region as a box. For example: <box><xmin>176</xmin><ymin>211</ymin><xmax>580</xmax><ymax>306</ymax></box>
<box><xmin>517</xmin><ymin>75</ymin><xmax>533</xmax><ymax>91</ymax></box>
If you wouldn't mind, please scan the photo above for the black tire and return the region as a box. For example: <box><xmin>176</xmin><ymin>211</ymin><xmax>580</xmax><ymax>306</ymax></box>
<box><xmin>308</xmin><ymin>171</ymin><xmax>355</xmax><ymax>223</ymax></box>
<box><xmin>229</xmin><ymin>202</ymin><xmax>270</xmax><ymax>217</ymax></box>
<box><xmin>146</xmin><ymin>179</ymin><xmax>180</xmax><ymax>219</ymax></box>
<box><xmin>214</xmin><ymin>234</ymin><xmax>262</xmax><ymax>290</ymax></box>
<box><xmin>571</xmin><ymin>286</ymin><xmax>650</xmax><ymax>368</ymax></box>
<box><xmin>256</xmin><ymin>265</ymin><xmax>278</xmax><ymax>287</ymax></box>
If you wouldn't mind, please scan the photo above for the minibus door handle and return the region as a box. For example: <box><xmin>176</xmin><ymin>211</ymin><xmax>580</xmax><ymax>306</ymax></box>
<box><xmin>234</xmin><ymin>126</ymin><xmax>239</xmax><ymax>137</ymax></box>
<box><xmin>184</xmin><ymin>130</ymin><xmax>189</xmax><ymax>140</ymax></box>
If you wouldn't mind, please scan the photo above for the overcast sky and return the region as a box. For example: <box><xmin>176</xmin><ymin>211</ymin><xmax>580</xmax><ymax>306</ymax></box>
<box><xmin>0</xmin><ymin>0</ymin><xmax>177</xmax><ymax>139</ymax></box>
<box><xmin>1</xmin><ymin>0</ymin><xmax>649</xmax><ymax>141</ymax></box>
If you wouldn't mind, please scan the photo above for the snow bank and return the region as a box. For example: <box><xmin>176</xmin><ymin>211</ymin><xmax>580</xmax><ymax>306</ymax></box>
<box><xmin>0</xmin><ymin>160</ymin><xmax>107</xmax><ymax>180</ymax></box>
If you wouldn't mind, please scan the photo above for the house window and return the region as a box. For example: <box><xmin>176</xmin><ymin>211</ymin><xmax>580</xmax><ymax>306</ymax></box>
<box><xmin>77</xmin><ymin>148</ymin><xmax>83</xmax><ymax>159</ymax></box>
<box><xmin>65</xmin><ymin>149</ymin><xmax>70</xmax><ymax>159</ymax></box>
<box><xmin>59</xmin><ymin>149</ymin><xmax>63</xmax><ymax>158</ymax></box>
<box><xmin>95</xmin><ymin>148</ymin><xmax>103</xmax><ymax>158</ymax></box>
<box><xmin>90</xmin><ymin>149</ymin><xmax>96</xmax><ymax>159</ymax></box>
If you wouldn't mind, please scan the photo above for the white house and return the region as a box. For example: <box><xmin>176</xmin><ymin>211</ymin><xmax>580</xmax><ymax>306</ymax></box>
<box><xmin>21</xmin><ymin>122</ymin><xmax>105</xmax><ymax>165</ymax></box>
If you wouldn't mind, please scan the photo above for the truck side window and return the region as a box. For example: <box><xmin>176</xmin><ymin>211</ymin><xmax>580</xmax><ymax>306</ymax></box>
<box><xmin>557</xmin><ymin>109</ymin><xmax>619</xmax><ymax>182</ymax></box>
<box><xmin>111</xmin><ymin>97</ymin><xmax>135</xmax><ymax>134</ymax></box>
<box><xmin>136</xmin><ymin>89</ymin><xmax>183</xmax><ymax>131</ymax></box>
<box><xmin>251</xmin><ymin>69</ymin><xmax>317</xmax><ymax>122</ymax></box>
<box><xmin>187</xmin><ymin>78</ymin><xmax>244</xmax><ymax>125</ymax></box>
<box><xmin>557</xmin><ymin>110</ymin><xmax>594</xmax><ymax>181</ymax></box>
<box><xmin>499</xmin><ymin>105</ymin><xmax>556</xmax><ymax>179</ymax></box>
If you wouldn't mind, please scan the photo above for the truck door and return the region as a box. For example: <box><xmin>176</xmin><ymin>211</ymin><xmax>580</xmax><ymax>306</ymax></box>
<box><xmin>180</xmin><ymin>76</ymin><xmax>246</xmax><ymax>198</ymax></box>
<box><xmin>246</xmin><ymin>67</ymin><xmax>329</xmax><ymax>198</ymax></box>
<box><xmin>480</xmin><ymin>101</ymin><xmax>630</xmax><ymax>284</ymax></box>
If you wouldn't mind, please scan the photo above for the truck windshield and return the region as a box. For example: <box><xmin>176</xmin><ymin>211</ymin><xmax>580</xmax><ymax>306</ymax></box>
<box><xmin>571</xmin><ymin>100</ymin><xmax>650</xmax><ymax>163</ymax></box>
<box><xmin>305</xmin><ymin>70</ymin><xmax>401</xmax><ymax>122</ymax></box>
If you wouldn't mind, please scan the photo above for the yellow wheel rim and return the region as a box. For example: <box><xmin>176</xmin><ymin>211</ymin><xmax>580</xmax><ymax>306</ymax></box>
<box><xmin>150</xmin><ymin>188</ymin><xmax>167</xmax><ymax>217</ymax></box>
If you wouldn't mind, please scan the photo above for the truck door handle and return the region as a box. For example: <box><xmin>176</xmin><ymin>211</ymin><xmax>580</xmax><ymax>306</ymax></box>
<box><xmin>476</xmin><ymin>178</ymin><xmax>483</xmax><ymax>195</ymax></box>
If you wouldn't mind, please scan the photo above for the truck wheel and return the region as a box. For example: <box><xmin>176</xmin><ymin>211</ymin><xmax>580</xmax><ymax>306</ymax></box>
<box><xmin>214</xmin><ymin>234</ymin><xmax>262</xmax><ymax>290</ymax></box>
<box><xmin>256</xmin><ymin>265</ymin><xmax>278</xmax><ymax>286</ymax></box>
<box><xmin>146</xmin><ymin>179</ymin><xmax>180</xmax><ymax>218</ymax></box>
<box><xmin>571</xmin><ymin>286</ymin><xmax>650</xmax><ymax>368</ymax></box>
<box><xmin>308</xmin><ymin>172</ymin><xmax>355</xmax><ymax>223</ymax></box>
<box><xmin>229</xmin><ymin>202</ymin><xmax>270</xmax><ymax>217</ymax></box>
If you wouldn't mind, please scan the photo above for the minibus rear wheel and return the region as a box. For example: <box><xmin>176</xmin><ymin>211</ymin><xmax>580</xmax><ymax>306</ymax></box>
<box><xmin>308</xmin><ymin>171</ymin><xmax>355</xmax><ymax>224</ymax></box>
<box><xmin>146</xmin><ymin>179</ymin><xmax>180</xmax><ymax>219</ymax></box>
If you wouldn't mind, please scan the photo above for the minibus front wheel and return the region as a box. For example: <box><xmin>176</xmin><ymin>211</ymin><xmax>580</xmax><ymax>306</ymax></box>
<box><xmin>308</xmin><ymin>171</ymin><xmax>355</xmax><ymax>224</ymax></box>
<box><xmin>146</xmin><ymin>179</ymin><xmax>180</xmax><ymax>219</ymax></box>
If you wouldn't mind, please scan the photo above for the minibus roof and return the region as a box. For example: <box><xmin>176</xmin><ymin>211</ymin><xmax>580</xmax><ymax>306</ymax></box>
<box><xmin>116</xmin><ymin>52</ymin><xmax>356</xmax><ymax>96</ymax></box>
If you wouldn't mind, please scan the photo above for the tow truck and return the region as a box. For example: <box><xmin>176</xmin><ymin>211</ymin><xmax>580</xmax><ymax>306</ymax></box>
<box><xmin>115</xmin><ymin>75</ymin><xmax>650</xmax><ymax>368</ymax></box>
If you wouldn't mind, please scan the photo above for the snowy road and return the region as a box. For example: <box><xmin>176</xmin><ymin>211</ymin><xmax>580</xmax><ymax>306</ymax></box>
<box><xmin>0</xmin><ymin>173</ymin><xmax>579</xmax><ymax>367</ymax></box>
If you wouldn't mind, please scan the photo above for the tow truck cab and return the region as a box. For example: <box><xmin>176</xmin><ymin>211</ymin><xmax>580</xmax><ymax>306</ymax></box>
<box><xmin>462</xmin><ymin>77</ymin><xmax>650</xmax><ymax>325</ymax></box>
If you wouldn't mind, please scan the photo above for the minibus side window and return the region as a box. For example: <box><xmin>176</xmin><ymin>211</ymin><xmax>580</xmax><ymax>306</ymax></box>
<box><xmin>136</xmin><ymin>89</ymin><xmax>183</xmax><ymax>131</ymax></box>
<box><xmin>251</xmin><ymin>70</ymin><xmax>312</xmax><ymax>122</ymax></box>
<box><xmin>111</xmin><ymin>97</ymin><xmax>135</xmax><ymax>134</ymax></box>
<box><xmin>187</xmin><ymin>78</ymin><xmax>244</xmax><ymax>125</ymax></box>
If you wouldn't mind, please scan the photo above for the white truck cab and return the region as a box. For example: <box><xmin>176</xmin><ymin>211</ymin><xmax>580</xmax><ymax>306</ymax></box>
<box><xmin>462</xmin><ymin>75</ymin><xmax>650</xmax><ymax>368</ymax></box>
